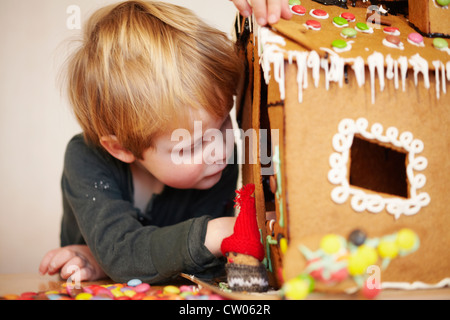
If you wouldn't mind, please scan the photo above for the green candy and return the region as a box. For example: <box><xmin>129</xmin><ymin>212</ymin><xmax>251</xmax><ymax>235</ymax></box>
<box><xmin>356</xmin><ymin>22</ymin><xmax>369</xmax><ymax>31</ymax></box>
<box><xmin>436</xmin><ymin>0</ymin><xmax>449</xmax><ymax>6</ymax></box>
<box><xmin>333</xmin><ymin>16</ymin><xmax>348</xmax><ymax>26</ymax></box>
<box><xmin>433</xmin><ymin>37</ymin><xmax>448</xmax><ymax>49</ymax></box>
<box><xmin>341</xmin><ymin>27</ymin><xmax>357</xmax><ymax>38</ymax></box>
<box><xmin>289</xmin><ymin>0</ymin><xmax>301</xmax><ymax>5</ymax></box>
<box><xmin>332</xmin><ymin>39</ymin><xmax>348</xmax><ymax>49</ymax></box>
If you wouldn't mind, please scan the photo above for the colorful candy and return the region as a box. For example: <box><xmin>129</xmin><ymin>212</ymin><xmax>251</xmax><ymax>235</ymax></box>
<box><xmin>291</xmin><ymin>5</ymin><xmax>306</xmax><ymax>15</ymax></box>
<box><xmin>433</xmin><ymin>38</ymin><xmax>449</xmax><ymax>50</ymax></box>
<box><xmin>340</xmin><ymin>12</ymin><xmax>355</xmax><ymax>22</ymax></box>
<box><xmin>305</xmin><ymin>19</ymin><xmax>321</xmax><ymax>31</ymax></box>
<box><xmin>1</xmin><ymin>280</ymin><xmax>224</xmax><ymax>300</ymax></box>
<box><xmin>333</xmin><ymin>16</ymin><xmax>349</xmax><ymax>27</ymax></box>
<box><xmin>407</xmin><ymin>32</ymin><xmax>425</xmax><ymax>47</ymax></box>
<box><xmin>355</xmin><ymin>22</ymin><xmax>373</xmax><ymax>34</ymax></box>
<box><xmin>341</xmin><ymin>27</ymin><xmax>357</xmax><ymax>38</ymax></box>
<box><xmin>310</xmin><ymin>9</ymin><xmax>329</xmax><ymax>19</ymax></box>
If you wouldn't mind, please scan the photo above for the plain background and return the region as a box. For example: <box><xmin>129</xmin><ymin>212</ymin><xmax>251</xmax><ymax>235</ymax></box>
<box><xmin>0</xmin><ymin>0</ymin><xmax>238</xmax><ymax>274</ymax></box>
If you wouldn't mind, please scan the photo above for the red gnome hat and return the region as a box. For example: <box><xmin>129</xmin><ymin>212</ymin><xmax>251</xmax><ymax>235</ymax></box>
<box><xmin>220</xmin><ymin>184</ymin><xmax>265</xmax><ymax>262</ymax></box>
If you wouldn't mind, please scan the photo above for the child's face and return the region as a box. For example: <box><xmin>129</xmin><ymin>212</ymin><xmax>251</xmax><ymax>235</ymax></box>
<box><xmin>136</xmin><ymin>109</ymin><xmax>234</xmax><ymax>190</ymax></box>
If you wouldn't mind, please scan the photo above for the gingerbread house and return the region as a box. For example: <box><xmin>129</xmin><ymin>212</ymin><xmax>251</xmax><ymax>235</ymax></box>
<box><xmin>235</xmin><ymin>0</ymin><xmax>450</xmax><ymax>296</ymax></box>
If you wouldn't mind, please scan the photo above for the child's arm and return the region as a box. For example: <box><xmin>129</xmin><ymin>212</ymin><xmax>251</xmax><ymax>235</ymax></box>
<box><xmin>230</xmin><ymin>0</ymin><xmax>292</xmax><ymax>25</ymax></box>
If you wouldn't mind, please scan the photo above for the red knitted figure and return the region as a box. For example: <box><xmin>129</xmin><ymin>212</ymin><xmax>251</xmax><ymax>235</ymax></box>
<box><xmin>221</xmin><ymin>184</ymin><xmax>265</xmax><ymax>261</ymax></box>
<box><xmin>220</xmin><ymin>184</ymin><xmax>269</xmax><ymax>292</ymax></box>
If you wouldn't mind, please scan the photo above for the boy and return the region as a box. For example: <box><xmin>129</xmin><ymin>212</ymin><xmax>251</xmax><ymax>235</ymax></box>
<box><xmin>39</xmin><ymin>0</ymin><xmax>243</xmax><ymax>283</ymax></box>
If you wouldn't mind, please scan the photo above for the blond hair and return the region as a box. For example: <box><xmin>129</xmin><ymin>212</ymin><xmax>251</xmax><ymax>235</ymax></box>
<box><xmin>66</xmin><ymin>0</ymin><xmax>243</xmax><ymax>158</ymax></box>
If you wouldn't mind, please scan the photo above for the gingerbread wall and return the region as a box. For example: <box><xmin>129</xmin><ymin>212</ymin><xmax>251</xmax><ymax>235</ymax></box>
<box><xmin>281</xmin><ymin>62</ymin><xmax>450</xmax><ymax>286</ymax></box>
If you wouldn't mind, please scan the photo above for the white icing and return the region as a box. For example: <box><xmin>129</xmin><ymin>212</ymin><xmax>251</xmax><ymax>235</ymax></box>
<box><xmin>329</xmin><ymin>118</ymin><xmax>430</xmax><ymax>219</ymax></box>
<box><xmin>256</xmin><ymin>25</ymin><xmax>447</xmax><ymax>105</ymax></box>
<box><xmin>409</xmin><ymin>54</ymin><xmax>430</xmax><ymax>89</ymax></box>
<box><xmin>288</xmin><ymin>51</ymin><xmax>309</xmax><ymax>103</ymax></box>
<box><xmin>407</xmin><ymin>38</ymin><xmax>425</xmax><ymax>47</ymax></box>
<box><xmin>367</xmin><ymin>52</ymin><xmax>385</xmax><ymax>104</ymax></box>
<box><xmin>382</xmin><ymin>38</ymin><xmax>404</xmax><ymax>50</ymax></box>
<box><xmin>351</xmin><ymin>57</ymin><xmax>366</xmax><ymax>87</ymax></box>
<box><xmin>398</xmin><ymin>56</ymin><xmax>408</xmax><ymax>91</ymax></box>
<box><xmin>304</xmin><ymin>23</ymin><xmax>321</xmax><ymax>31</ymax></box>
<box><xmin>432</xmin><ymin>60</ymin><xmax>447</xmax><ymax>100</ymax></box>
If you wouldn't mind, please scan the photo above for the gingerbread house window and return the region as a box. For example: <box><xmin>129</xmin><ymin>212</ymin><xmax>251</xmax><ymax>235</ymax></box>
<box><xmin>349</xmin><ymin>136</ymin><xmax>408</xmax><ymax>198</ymax></box>
<box><xmin>328</xmin><ymin>118</ymin><xmax>430</xmax><ymax>219</ymax></box>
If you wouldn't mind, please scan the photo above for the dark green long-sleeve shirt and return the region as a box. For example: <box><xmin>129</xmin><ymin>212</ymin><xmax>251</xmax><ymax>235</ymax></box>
<box><xmin>60</xmin><ymin>134</ymin><xmax>237</xmax><ymax>283</ymax></box>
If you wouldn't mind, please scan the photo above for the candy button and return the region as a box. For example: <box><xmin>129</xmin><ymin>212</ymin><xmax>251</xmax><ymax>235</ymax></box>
<box><xmin>331</xmin><ymin>39</ymin><xmax>348</xmax><ymax>49</ymax></box>
<box><xmin>340</xmin><ymin>12</ymin><xmax>355</xmax><ymax>22</ymax></box>
<box><xmin>356</xmin><ymin>22</ymin><xmax>369</xmax><ymax>31</ymax></box>
<box><xmin>341</xmin><ymin>27</ymin><xmax>357</xmax><ymax>38</ymax></box>
<box><xmin>333</xmin><ymin>16</ymin><xmax>349</xmax><ymax>27</ymax></box>
<box><xmin>396</xmin><ymin>228</ymin><xmax>417</xmax><ymax>250</ymax></box>
<box><xmin>289</xmin><ymin>0</ymin><xmax>301</xmax><ymax>5</ymax></box>
<box><xmin>305</xmin><ymin>19</ymin><xmax>321</xmax><ymax>30</ymax></box>
<box><xmin>407</xmin><ymin>32</ymin><xmax>424</xmax><ymax>46</ymax></box>
<box><xmin>433</xmin><ymin>37</ymin><xmax>449</xmax><ymax>50</ymax></box>
<box><xmin>383</xmin><ymin>26</ymin><xmax>400</xmax><ymax>35</ymax></box>
<box><xmin>378</xmin><ymin>239</ymin><xmax>399</xmax><ymax>259</ymax></box>
<box><xmin>134</xmin><ymin>282</ymin><xmax>151</xmax><ymax>293</ymax></box>
<box><xmin>75</xmin><ymin>292</ymin><xmax>93</xmax><ymax>300</ymax></box>
<box><xmin>310</xmin><ymin>9</ymin><xmax>329</xmax><ymax>19</ymax></box>
<box><xmin>127</xmin><ymin>278</ymin><xmax>142</xmax><ymax>287</ymax></box>
<box><xmin>291</xmin><ymin>5</ymin><xmax>306</xmax><ymax>15</ymax></box>
<box><xmin>163</xmin><ymin>285</ymin><xmax>180</xmax><ymax>295</ymax></box>
<box><xmin>386</xmin><ymin>35</ymin><xmax>401</xmax><ymax>45</ymax></box>
<box><xmin>320</xmin><ymin>234</ymin><xmax>343</xmax><ymax>253</ymax></box>
<box><xmin>436</xmin><ymin>0</ymin><xmax>450</xmax><ymax>6</ymax></box>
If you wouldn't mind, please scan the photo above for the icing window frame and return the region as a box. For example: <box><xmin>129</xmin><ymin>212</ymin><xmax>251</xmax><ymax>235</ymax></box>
<box><xmin>328</xmin><ymin>118</ymin><xmax>430</xmax><ymax>219</ymax></box>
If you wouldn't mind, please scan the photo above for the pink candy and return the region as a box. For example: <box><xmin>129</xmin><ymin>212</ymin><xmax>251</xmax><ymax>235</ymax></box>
<box><xmin>408</xmin><ymin>32</ymin><xmax>424</xmax><ymax>45</ymax></box>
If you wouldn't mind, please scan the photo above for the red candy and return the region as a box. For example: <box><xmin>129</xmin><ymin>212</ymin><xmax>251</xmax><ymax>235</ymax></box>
<box><xmin>340</xmin><ymin>12</ymin><xmax>355</xmax><ymax>21</ymax></box>
<box><xmin>292</xmin><ymin>5</ymin><xmax>306</xmax><ymax>15</ymax></box>
<box><xmin>384</xmin><ymin>26</ymin><xmax>399</xmax><ymax>34</ymax></box>
<box><xmin>306</xmin><ymin>20</ymin><xmax>321</xmax><ymax>30</ymax></box>
<box><xmin>312</xmin><ymin>9</ymin><xmax>327</xmax><ymax>17</ymax></box>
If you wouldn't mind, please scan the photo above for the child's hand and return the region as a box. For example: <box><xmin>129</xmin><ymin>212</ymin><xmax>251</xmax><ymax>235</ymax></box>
<box><xmin>204</xmin><ymin>216</ymin><xmax>236</xmax><ymax>257</ymax></box>
<box><xmin>39</xmin><ymin>245</ymin><xmax>107</xmax><ymax>281</ymax></box>
<box><xmin>230</xmin><ymin>0</ymin><xmax>292</xmax><ymax>26</ymax></box>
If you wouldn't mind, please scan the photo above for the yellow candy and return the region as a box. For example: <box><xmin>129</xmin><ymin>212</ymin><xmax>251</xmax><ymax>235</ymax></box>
<box><xmin>163</xmin><ymin>285</ymin><xmax>180</xmax><ymax>295</ymax></box>
<box><xmin>320</xmin><ymin>234</ymin><xmax>342</xmax><ymax>254</ymax></box>
<box><xmin>357</xmin><ymin>245</ymin><xmax>378</xmax><ymax>266</ymax></box>
<box><xmin>396</xmin><ymin>228</ymin><xmax>417</xmax><ymax>250</ymax></box>
<box><xmin>283</xmin><ymin>278</ymin><xmax>309</xmax><ymax>300</ymax></box>
<box><xmin>378</xmin><ymin>240</ymin><xmax>399</xmax><ymax>259</ymax></box>
<box><xmin>279</xmin><ymin>237</ymin><xmax>288</xmax><ymax>254</ymax></box>
<box><xmin>122</xmin><ymin>290</ymin><xmax>136</xmax><ymax>298</ymax></box>
<box><xmin>110</xmin><ymin>288</ymin><xmax>124</xmax><ymax>298</ymax></box>
<box><xmin>75</xmin><ymin>293</ymin><xmax>93</xmax><ymax>300</ymax></box>
<box><xmin>348</xmin><ymin>252</ymin><xmax>367</xmax><ymax>276</ymax></box>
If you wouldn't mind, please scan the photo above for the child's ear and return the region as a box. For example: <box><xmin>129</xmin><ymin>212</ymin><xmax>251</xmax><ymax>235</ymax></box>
<box><xmin>99</xmin><ymin>135</ymin><xmax>136</xmax><ymax>164</ymax></box>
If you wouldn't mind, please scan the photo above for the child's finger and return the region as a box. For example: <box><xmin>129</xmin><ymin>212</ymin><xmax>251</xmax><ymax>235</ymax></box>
<box><xmin>251</xmin><ymin>0</ymin><xmax>268</xmax><ymax>25</ymax></box>
<box><xmin>46</xmin><ymin>248</ymin><xmax>78</xmax><ymax>275</ymax></box>
<box><xmin>231</xmin><ymin>0</ymin><xmax>253</xmax><ymax>17</ymax></box>
<box><xmin>266</xmin><ymin>0</ymin><xmax>282</xmax><ymax>24</ymax></box>
<box><xmin>60</xmin><ymin>255</ymin><xmax>87</xmax><ymax>279</ymax></box>
<box><xmin>280</xmin><ymin>0</ymin><xmax>293</xmax><ymax>20</ymax></box>
<box><xmin>38</xmin><ymin>248</ymin><xmax>60</xmax><ymax>275</ymax></box>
